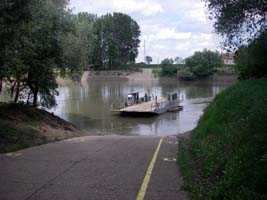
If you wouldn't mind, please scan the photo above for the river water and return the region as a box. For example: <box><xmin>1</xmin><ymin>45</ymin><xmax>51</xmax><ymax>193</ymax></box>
<box><xmin>49</xmin><ymin>70</ymin><xmax>235</xmax><ymax>136</ymax></box>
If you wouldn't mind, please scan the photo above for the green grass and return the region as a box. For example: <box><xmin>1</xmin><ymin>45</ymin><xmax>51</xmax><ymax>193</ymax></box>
<box><xmin>0</xmin><ymin>103</ymin><xmax>48</xmax><ymax>153</ymax></box>
<box><xmin>0</xmin><ymin>118</ymin><xmax>47</xmax><ymax>153</ymax></box>
<box><xmin>178</xmin><ymin>79</ymin><xmax>267</xmax><ymax>200</ymax></box>
<box><xmin>0</xmin><ymin>103</ymin><xmax>80</xmax><ymax>153</ymax></box>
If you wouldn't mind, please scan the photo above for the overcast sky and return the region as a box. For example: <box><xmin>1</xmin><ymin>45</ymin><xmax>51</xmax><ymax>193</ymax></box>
<box><xmin>69</xmin><ymin>0</ymin><xmax>221</xmax><ymax>63</ymax></box>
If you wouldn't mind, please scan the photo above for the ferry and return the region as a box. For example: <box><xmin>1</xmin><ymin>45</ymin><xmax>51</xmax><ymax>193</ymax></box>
<box><xmin>114</xmin><ymin>92</ymin><xmax>182</xmax><ymax>116</ymax></box>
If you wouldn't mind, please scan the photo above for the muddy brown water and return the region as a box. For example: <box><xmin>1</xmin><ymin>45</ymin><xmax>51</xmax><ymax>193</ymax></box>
<box><xmin>48</xmin><ymin>71</ymin><xmax>235</xmax><ymax>136</ymax></box>
<box><xmin>0</xmin><ymin>70</ymin><xmax>235</xmax><ymax>136</ymax></box>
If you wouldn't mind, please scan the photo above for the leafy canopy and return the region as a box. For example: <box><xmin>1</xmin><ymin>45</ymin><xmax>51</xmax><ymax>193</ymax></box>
<box><xmin>176</xmin><ymin>49</ymin><xmax>223</xmax><ymax>80</ymax></box>
<box><xmin>145</xmin><ymin>56</ymin><xmax>153</xmax><ymax>65</ymax></box>
<box><xmin>235</xmin><ymin>31</ymin><xmax>267</xmax><ymax>79</ymax></box>
<box><xmin>203</xmin><ymin>0</ymin><xmax>267</xmax><ymax>49</ymax></box>
<box><xmin>0</xmin><ymin>0</ymin><xmax>71</xmax><ymax>107</ymax></box>
<box><xmin>161</xmin><ymin>58</ymin><xmax>174</xmax><ymax>66</ymax></box>
<box><xmin>92</xmin><ymin>13</ymin><xmax>140</xmax><ymax>70</ymax></box>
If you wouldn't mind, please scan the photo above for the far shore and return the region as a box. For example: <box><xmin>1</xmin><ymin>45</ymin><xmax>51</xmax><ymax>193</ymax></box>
<box><xmin>56</xmin><ymin>69</ymin><xmax>237</xmax><ymax>87</ymax></box>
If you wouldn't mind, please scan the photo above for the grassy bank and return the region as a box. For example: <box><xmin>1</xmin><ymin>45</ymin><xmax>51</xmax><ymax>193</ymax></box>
<box><xmin>178</xmin><ymin>79</ymin><xmax>267</xmax><ymax>199</ymax></box>
<box><xmin>0</xmin><ymin>103</ymin><xmax>84</xmax><ymax>153</ymax></box>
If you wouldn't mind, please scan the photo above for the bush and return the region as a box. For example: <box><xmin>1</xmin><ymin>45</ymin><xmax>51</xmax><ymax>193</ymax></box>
<box><xmin>178</xmin><ymin>67</ymin><xmax>195</xmax><ymax>80</ymax></box>
<box><xmin>183</xmin><ymin>49</ymin><xmax>223</xmax><ymax>79</ymax></box>
<box><xmin>160</xmin><ymin>65</ymin><xmax>178</xmax><ymax>77</ymax></box>
<box><xmin>178</xmin><ymin>79</ymin><xmax>267</xmax><ymax>199</ymax></box>
<box><xmin>235</xmin><ymin>31</ymin><xmax>267</xmax><ymax>79</ymax></box>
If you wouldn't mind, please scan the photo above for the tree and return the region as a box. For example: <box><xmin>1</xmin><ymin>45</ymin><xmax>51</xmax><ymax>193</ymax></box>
<box><xmin>92</xmin><ymin>13</ymin><xmax>141</xmax><ymax>70</ymax></box>
<box><xmin>160</xmin><ymin>58</ymin><xmax>177</xmax><ymax>77</ymax></box>
<box><xmin>161</xmin><ymin>58</ymin><xmax>174</xmax><ymax>66</ymax></box>
<box><xmin>174</xmin><ymin>57</ymin><xmax>184</xmax><ymax>64</ymax></box>
<box><xmin>203</xmin><ymin>0</ymin><xmax>267</xmax><ymax>79</ymax></box>
<box><xmin>0</xmin><ymin>0</ymin><xmax>71</xmax><ymax>107</ymax></box>
<box><xmin>145</xmin><ymin>56</ymin><xmax>153</xmax><ymax>65</ymax></box>
<box><xmin>235</xmin><ymin>31</ymin><xmax>267</xmax><ymax>79</ymax></box>
<box><xmin>184</xmin><ymin>49</ymin><xmax>223</xmax><ymax>78</ymax></box>
<box><xmin>61</xmin><ymin>12</ymin><xmax>96</xmax><ymax>80</ymax></box>
<box><xmin>0</xmin><ymin>0</ymin><xmax>30</xmax><ymax>97</ymax></box>
<box><xmin>203</xmin><ymin>0</ymin><xmax>267</xmax><ymax>49</ymax></box>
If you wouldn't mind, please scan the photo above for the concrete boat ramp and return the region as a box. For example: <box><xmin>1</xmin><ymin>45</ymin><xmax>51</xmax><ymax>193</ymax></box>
<box><xmin>0</xmin><ymin>136</ymin><xmax>188</xmax><ymax>200</ymax></box>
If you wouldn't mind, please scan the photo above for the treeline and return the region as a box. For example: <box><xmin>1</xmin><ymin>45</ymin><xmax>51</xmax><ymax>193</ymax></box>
<box><xmin>157</xmin><ymin>49</ymin><xmax>223</xmax><ymax>79</ymax></box>
<box><xmin>178</xmin><ymin>49</ymin><xmax>223</xmax><ymax>80</ymax></box>
<box><xmin>159</xmin><ymin>29</ymin><xmax>267</xmax><ymax>80</ymax></box>
<box><xmin>0</xmin><ymin>0</ymin><xmax>140</xmax><ymax>107</ymax></box>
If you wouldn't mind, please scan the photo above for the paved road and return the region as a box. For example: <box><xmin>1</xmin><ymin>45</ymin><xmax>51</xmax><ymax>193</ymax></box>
<box><xmin>0</xmin><ymin>136</ymin><xmax>187</xmax><ymax>200</ymax></box>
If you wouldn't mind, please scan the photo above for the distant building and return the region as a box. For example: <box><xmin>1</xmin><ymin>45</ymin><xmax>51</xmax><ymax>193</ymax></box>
<box><xmin>222</xmin><ymin>53</ymin><xmax>235</xmax><ymax>65</ymax></box>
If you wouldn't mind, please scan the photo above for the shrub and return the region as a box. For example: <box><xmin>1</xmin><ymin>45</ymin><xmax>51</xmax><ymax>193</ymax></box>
<box><xmin>178</xmin><ymin>67</ymin><xmax>195</xmax><ymax>80</ymax></box>
<box><xmin>235</xmin><ymin>31</ymin><xmax>267</xmax><ymax>79</ymax></box>
<box><xmin>184</xmin><ymin>49</ymin><xmax>223</xmax><ymax>78</ymax></box>
<box><xmin>160</xmin><ymin>65</ymin><xmax>178</xmax><ymax>77</ymax></box>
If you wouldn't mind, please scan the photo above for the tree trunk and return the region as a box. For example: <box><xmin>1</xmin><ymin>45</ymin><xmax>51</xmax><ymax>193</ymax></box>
<box><xmin>14</xmin><ymin>81</ymin><xmax>20</xmax><ymax>103</ymax></box>
<box><xmin>33</xmin><ymin>89</ymin><xmax>38</xmax><ymax>107</ymax></box>
<box><xmin>10</xmin><ymin>81</ymin><xmax>16</xmax><ymax>98</ymax></box>
<box><xmin>27</xmin><ymin>92</ymin><xmax>31</xmax><ymax>105</ymax></box>
<box><xmin>0</xmin><ymin>77</ymin><xmax>2</xmax><ymax>94</ymax></box>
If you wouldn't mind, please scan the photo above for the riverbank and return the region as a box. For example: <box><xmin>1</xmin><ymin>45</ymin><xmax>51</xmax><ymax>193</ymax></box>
<box><xmin>87</xmin><ymin>69</ymin><xmax>157</xmax><ymax>81</ymax></box>
<box><xmin>0</xmin><ymin>103</ymin><xmax>85</xmax><ymax>153</ymax></box>
<box><xmin>177</xmin><ymin>79</ymin><xmax>267</xmax><ymax>199</ymax></box>
<box><xmin>78</xmin><ymin>69</ymin><xmax>236</xmax><ymax>83</ymax></box>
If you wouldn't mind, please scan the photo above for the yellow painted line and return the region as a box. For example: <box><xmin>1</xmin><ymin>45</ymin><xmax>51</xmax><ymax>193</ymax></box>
<box><xmin>136</xmin><ymin>137</ymin><xmax>164</xmax><ymax>200</ymax></box>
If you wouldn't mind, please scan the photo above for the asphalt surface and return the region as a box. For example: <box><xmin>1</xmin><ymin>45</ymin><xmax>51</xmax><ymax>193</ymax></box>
<box><xmin>0</xmin><ymin>136</ymin><xmax>187</xmax><ymax>200</ymax></box>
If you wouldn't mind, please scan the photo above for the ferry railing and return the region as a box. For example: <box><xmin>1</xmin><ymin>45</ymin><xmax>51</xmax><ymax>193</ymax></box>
<box><xmin>151</xmin><ymin>99</ymin><xmax>180</xmax><ymax>112</ymax></box>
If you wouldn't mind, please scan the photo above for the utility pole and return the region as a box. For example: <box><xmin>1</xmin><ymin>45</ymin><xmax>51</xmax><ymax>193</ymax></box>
<box><xmin>143</xmin><ymin>39</ymin><xmax>146</xmax><ymax>63</ymax></box>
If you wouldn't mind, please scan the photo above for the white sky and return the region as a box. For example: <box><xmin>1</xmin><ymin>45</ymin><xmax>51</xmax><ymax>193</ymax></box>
<box><xmin>69</xmin><ymin>0</ymin><xmax>221</xmax><ymax>63</ymax></box>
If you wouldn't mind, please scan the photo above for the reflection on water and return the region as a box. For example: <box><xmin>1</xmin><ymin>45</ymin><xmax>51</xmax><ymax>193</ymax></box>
<box><xmin>50</xmin><ymin>71</ymin><xmax>235</xmax><ymax>136</ymax></box>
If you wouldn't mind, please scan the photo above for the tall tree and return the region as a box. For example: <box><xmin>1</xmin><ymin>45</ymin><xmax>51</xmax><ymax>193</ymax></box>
<box><xmin>161</xmin><ymin>58</ymin><xmax>174</xmax><ymax>66</ymax></box>
<box><xmin>0</xmin><ymin>0</ymin><xmax>71</xmax><ymax>107</ymax></box>
<box><xmin>92</xmin><ymin>13</ymin><xmax>140</xmax><ymax>69</ymax></box>
<box><xmin>61</xmin><ymin>12</ymin><xmax>96</xmax><ymax>79</ymax></box>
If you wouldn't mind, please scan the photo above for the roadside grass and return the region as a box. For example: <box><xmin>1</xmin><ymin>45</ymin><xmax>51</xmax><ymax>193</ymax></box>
<box><xmin>0</xmin><ymin>120</ymin><xmax>46</xmax><ymax>153</ymax></box>
<box><xmin>0</xmin><ymin>103</ymin><xmax>82</xmax><ymax>153</ymax></box>
<box><xmin>178</xmin><ymin>79</ymin><xmax>267</xmax><ymax>200</ymax></box>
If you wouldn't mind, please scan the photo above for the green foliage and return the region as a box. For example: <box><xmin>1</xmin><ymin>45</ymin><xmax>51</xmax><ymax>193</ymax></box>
<box><xmin>179</xmin><ymin>49</ymin><xmax>223</xmax><ymax>80</ymax></box>
<box><xmin>0</xmin><ymin>102</ymin><xmax>80</xmax><ymax>153</ymax></box>
<box><xmin>178</xmin><ymin>67</ymin><xmax>195</xmax><ymax>80</ymax></box>
<box><xmin>92</xmin><ymin>13</ymin><xmax>140</xmax><ymax>70</ymax></box>
<box><xmin>158</xmin><ymin>58</ymin><xmax>177</xmax><ymax>77</ymax></box>
<box><xmin>0</xmin><ymin>0</ymin><xmax>71</xmax><ymax>107</ymax></box>
<box><xmin>178</xmin><ymin>79</ymin><xmax>267</xmax><ymax>199</ymax></box>
<box><xmin>0</xmin><ymin>1</ymin><xmax>141</xmax><ymax>107</ymax></box>
<box><xmin>204</xmin><ymin>0</ymin><xmax>266</xmax><ymax>80</ymax></box>
<box><xmin>0</xmin><ymin>103</ymin><xmax>46</xmax><ymax>153</ymax></box>
<box><xmin>61</xmin><ymin>12</ymin><xmax>96</xmax><ymax>75</ymax></box>
<box><xmin>161</xmin><ymin>58</ymin><xmax>174</xmax><ymax>65</ymax></box>
<box><xmin>174</xmin><ymin>56</ymin><xmax>184</xmax><ymax>64</ymax></box>
<box><xmin>160</xmin><ymin>65</ymin><xmax>179</xmax><ymax>77</ymax></box>
<box><xmin>203</xmin><ymin>0</ymin><xmax>267</xmax><ymax>49</ymax></box>
<box><xmin>235</xmin><ymin>30</ymin><xmax>267</xmax><ymax>79</ymax></box>
<box><xmin>145</xmin><ymin>56</ymin><xmax>153</xmax><ymax>65</ymax></box>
